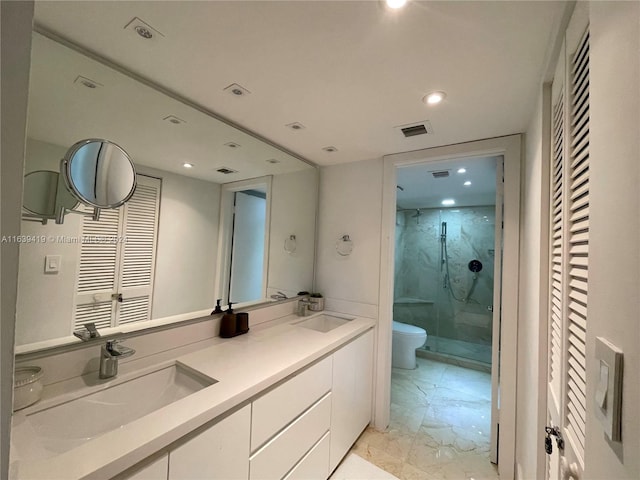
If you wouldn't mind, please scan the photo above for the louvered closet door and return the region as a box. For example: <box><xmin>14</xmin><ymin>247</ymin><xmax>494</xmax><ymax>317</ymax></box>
<box><xmin>73</xmin><ymin>174</ymin><xmax>161</xmax><ymax>331</ymax></box>
<box><xmin>116</xmin><ymin>175</ymin><xmax>161</xmax><ymax>325</ymax></box>
<box><xmin>546</xmin><ymin>22</ymin><xmax>589</xmax><ymax>480</ymax></box>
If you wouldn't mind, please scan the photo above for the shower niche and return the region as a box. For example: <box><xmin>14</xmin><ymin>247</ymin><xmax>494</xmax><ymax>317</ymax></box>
<box><xmin>394</xmin><ymin>206</ymin><xmax>495</xmax><ymax>367</ymax></box>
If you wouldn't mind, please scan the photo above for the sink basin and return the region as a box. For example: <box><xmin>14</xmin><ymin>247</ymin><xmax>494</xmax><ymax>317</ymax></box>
<box><xmin>12</xmin><ymin>363</ymin><xmax>216</xmax><ymax>459</ymax></box>
<box><xmin>295</xmin><ymin>314</ymin><xmax>352</xmax><ymax>333</ymax></box>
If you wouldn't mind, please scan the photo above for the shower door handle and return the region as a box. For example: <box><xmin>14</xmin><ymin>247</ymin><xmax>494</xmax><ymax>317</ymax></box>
<box><xmin>487</xmin><ymin>305</ymin><xmax>493</xmax><ymax>312</ymax></box>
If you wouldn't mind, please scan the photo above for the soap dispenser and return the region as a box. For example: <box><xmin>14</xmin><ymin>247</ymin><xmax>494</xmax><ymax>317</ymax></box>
<box><xmin>219</xmin><ymin>303</ymin><xmax>237</xmax><ymax>338</ymax></box>
<box><xmin>211</xmin><ymin>299</ymin><xmax>224</xmax><ymax>315</ymax></box>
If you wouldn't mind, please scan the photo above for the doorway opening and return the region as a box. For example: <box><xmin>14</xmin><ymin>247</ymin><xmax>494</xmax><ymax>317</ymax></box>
<box><xmin>370</xmin><ymin>155</ymin><xmax>502</xmax><ymax>478</ymax></box>
<box><xmin>376</xmin><ymin>136</ymin><xmax>521</xmax><ymax>480</ymax></box>
<box><xmin>394</xmin><ymin>156</ymin><xmax>499</xmax><ymax>370</ymax></box>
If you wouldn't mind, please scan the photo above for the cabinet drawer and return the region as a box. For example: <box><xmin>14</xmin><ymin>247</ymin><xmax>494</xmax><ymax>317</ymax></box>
<box><xmin>250</xmin><ymin>393</ymin><xmax>331</xmax><ymax>480</ymax></box>
<box><xmin>282</xmin><ymin>432</ymin><xmax>330</xmax><ymax>480</ymax></box>
<box><xmin>251</xmin><ymin>356</ymin><xmax>332</xmax><ymax>451</ymax></box>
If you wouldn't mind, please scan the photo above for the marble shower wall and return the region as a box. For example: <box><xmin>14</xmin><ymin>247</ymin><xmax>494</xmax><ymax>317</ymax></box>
<box><xmin>394</xmin><ymin>206</ymin><xmax>496</xmax><ymax>353</ymax></box>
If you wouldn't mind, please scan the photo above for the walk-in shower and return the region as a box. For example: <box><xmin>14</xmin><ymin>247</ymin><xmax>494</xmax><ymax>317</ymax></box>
<box><xmin>394</xmin><ymin>207</ymin><xmax>495</xmax><ymax>367</ymax></box>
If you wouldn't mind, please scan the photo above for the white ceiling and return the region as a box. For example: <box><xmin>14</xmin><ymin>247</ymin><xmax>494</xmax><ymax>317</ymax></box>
<box><xmin>33</xmin><ymin>1</ymin><xmax>566</xmax><ymax>167</ymax></box>
<box><xmin>396</xmin><ymin>155</ymin><xmax>498</xmax><ymax>209</ymax></box>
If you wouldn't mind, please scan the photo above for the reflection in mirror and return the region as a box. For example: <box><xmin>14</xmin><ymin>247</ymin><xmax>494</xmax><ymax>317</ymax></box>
<box><xmin>62</xmin><ymin>139</ymin><xmax>136</xmax><ymax>208</ymax></box>
<box><xmin>218</xmin><ymin>178</ymin><xmax>272</xmax><ymax>305</ymax></box>
<box><xmin>15</xmin><ymin>32</ymin><xmax>318</xmax><ymax>353</ymax></box>
<box><xmin>22</xmin><ymin>170</ymin><xmax>77</xmax><ymax>220</ymax></box>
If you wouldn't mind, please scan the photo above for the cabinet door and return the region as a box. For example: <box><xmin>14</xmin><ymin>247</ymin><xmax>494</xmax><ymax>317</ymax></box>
<box><xmin>329</xmin><ymin>329</ymin><xmax>374</xmax><ymax>471</ymax></box>
<box><xmin>169</xmin><ymin>404</ymin><xmax>251</xmax><ymax>480</ymax></box>
<box><xmin>122</xmin><ymin>454</ymin><xmax>168</xmax><ymax>480</ymax></box>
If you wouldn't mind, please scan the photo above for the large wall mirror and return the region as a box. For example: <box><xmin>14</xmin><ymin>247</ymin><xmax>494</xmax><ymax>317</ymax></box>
<box><xmin>16</xmin><ymin>32</ymin><xmax>318</xmax><ymax>352</ymax></box>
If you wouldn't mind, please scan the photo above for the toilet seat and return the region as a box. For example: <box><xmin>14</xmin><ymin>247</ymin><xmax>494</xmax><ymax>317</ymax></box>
<box><xmin>392</xmin><ymin>321</ymin><xmax>425</xmax><ymax>336</ymax></box>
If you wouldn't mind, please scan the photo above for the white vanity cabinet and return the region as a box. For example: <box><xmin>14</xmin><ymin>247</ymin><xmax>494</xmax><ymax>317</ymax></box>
<box><xmin>250</xmin><ymin>356</ymin><xmax>333</xmax><ymax>480</ymax></box>
<box><xmin>329</xmin><ymin>329</ymin><xmax>374</xmax><ymax>472</ymax></box>
<box><xmin>120</xmin><ymin>327</ymin><xmax>374</xmax><ymax>480</ymax></box>
<box><xmin>168</xmin><ymin>404</ymin><xmax>251</xmax><ymax>480</ymax></box>
<box><xmin>122</xmin><ymin>454</ymin><xmax>169</xmax><ymax>480</ymax></box>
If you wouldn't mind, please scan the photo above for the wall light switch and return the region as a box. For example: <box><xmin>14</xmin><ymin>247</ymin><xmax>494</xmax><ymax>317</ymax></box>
<box><xmin>595</xmin><ymin>337</ymin><xmax>623</xmax><ymax>442</ymax></box>
<box><xmin>44</xmin><ymin>255</ymin><xmax>61</xmax><ymax>274</ymax></box>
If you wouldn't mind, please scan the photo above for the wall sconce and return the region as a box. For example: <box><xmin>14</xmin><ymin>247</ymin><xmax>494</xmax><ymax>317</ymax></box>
<box><xmin>336</xmin><ymin>234</ymin><xmax>354</xmax><ymax>256</ymax></box>
<box><xmin>284</xmin><ymin>235</ymin><xmax>297</xmax><ymax>254</ymax></box>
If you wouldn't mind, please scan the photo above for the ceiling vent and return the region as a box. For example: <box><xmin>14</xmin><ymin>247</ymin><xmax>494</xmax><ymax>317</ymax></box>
<box><xmin>395</xmin><ymin>120</ymin><xmax>434</xmax><ymax>138</ymax></box>
<box><xmin>431</xmin><ymin>170</ymin><xmax>450</xmax><ymax>179</ymax></box>
<box><xmin>216</xmin><ymin>167</ymin><xmax>237</xmax><ymax>175</ymax></box>
<box><xmin>74</xmin><ymin>76</ymin><xmax>103</xmax><ymax>90</ymax></box>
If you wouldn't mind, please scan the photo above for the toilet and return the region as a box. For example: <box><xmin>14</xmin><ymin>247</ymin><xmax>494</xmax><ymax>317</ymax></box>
<box><xmin>392</xmin><ymin>321</ymin><xmax>428</xmax><ymax>369</ymax></box>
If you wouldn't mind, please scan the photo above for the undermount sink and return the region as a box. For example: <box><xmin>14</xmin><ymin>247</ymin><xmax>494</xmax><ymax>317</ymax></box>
<box><xmin>12</xmin><ymin>363</ymin><xmax>216</xmax><ymax>459</ymax></box>
<box><xmin>295</xmin><ymin>314</ymin><xmax>352</xmax><ymax>333</ymax></box>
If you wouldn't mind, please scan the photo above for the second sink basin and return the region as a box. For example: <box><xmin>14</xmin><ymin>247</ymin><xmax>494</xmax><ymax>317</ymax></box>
<box><xmin>295</xmin><ymin>314</ymin><xmax>352</xmax><ymax>333</ymax></box>
<box><xmin>12</xmin><ymin>363</ymin><xmax>216</xmax><ymax>459</ymax></box>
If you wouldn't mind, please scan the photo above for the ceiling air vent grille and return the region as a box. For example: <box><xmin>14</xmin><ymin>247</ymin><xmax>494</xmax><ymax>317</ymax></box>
<box><xmin>431</xmin><ymin>170</ymin><xmax>450</xmax><ymax>178</ymax></box>
<box><xmin>216</xmin><ymin>167</ymin><xmax>237</xmax><ymax>175</ymax></box>
<box><xmin>395</xmin><ymin>120</ymin><xmax>434</xmax><ymax>138</ymax></box>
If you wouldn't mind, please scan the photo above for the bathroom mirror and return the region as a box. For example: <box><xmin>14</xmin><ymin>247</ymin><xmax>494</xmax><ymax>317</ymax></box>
<box><xmin>62</xmin><ymin>139</ymin><xmax>136</xmax><ymax>208</ymax></box>
<box><xmin>15</xmin><ymin>31</ymin><xmax>317</xmax><ymax>352</ymax></box>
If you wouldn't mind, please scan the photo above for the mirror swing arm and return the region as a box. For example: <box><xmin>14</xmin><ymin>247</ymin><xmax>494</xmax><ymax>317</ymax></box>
<box><xmin>21</xmin><ymin>138</ymin><xmax>136</xmax><ymax>225</ymax></box>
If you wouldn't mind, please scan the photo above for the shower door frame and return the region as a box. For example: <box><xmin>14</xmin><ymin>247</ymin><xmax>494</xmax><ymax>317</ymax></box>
<box><xmin>376</xmin><ymin>135</ymin><xmax>521</xmax><ymax>480</ymax></box>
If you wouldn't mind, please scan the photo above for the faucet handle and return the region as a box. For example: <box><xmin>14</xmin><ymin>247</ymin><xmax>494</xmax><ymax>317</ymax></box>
<box><xmin>73</xmin><ymin>323</ymin><xmax>101</xmax><ymax>341</ymax></box>
<box><xmin>105</xmin><ymin>339</ymin><xmax>135</xmax><ymax>357</ymax></box>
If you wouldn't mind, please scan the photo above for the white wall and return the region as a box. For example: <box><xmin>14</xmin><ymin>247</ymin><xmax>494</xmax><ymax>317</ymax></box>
<box><xmin>1</xmin><ymin>1</ymin><xmax>34</xmax><ymax>476</ymax></box>
<box><xmin>139</xmin><ymin>165</ymin><xmax>220</xmax><ymax>319</ymax></box>
<box><xmin>268</xmin><ymin>168</ymin><xmax>317</xmax><ymax>298</ymax></box>
<box><xmin>516</xmin><ymin>85</ymin><xmax>551</xmax><ymax>480</ymax></box>
<box><xmin>583</xmin><ymin>3</ymin><xmax>639</xmax><ymax>478</ymax></box>
<box><xmin>315</xmin><ymin>158</ymin><xmax>383</xmax><ymax>319</ymax></box>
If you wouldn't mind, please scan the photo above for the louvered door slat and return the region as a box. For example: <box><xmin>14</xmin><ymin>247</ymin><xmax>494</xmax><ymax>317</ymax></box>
<box><xmin>73</xmin><ymin>174</ymin><xmax>161</xmax><ymax>332</ymax></box>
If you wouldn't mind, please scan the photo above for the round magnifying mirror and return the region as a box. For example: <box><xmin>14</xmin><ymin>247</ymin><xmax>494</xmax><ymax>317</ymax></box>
<box><xmin>23</xmin><ymin>170</ymin><xmax>78</xmax><ymax>218</ymax></box>
<box><xmin>62</xmin><ymin>139</ymin><xmax>136</xmax><ymax>208</ymax></box>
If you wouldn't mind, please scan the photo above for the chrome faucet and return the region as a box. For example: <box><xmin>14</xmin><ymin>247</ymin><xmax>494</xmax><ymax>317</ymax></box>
<box><xmin>297</xmin><ymin>299</ymin><xmax>312</xmax><ymax>317</ymax></box>
<box><xmin>99</xmin><ymin>340</ymin><xmax>136</xmax><ymax>379</ymax></box>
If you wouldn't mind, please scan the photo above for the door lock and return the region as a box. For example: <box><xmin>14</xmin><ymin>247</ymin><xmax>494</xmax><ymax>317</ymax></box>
<box><xmin>544</xmin><ymin>426</ymin><xmax>565</xmax><ymax>454</ymax></box>
<box><xmin>111</xmin><ymin>293</ymin><xmax>123</xmax><ymax>302</ymax></box>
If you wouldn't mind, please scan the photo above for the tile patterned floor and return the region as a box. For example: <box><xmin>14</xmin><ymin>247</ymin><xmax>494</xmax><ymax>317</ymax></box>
<box><xmin>352</xmin><ymin>358</ymin><xmax>499</xmax><ymax>480</ymax></box>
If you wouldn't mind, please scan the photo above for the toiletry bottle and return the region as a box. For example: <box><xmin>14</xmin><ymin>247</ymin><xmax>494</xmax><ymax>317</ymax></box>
<box><xmin>219</xmin><ymin>303</ymin><xmax>237</xmax><ymax>338</ymax></box>
<box><xmin>236</xmin><ymin>312</ymin><xmax>249</xmax><ymax>334</ymax></box>
<box><xmin>211</xmin><ymin>299</ymin><xmax>223</xmax><ymax>315</ymax></box>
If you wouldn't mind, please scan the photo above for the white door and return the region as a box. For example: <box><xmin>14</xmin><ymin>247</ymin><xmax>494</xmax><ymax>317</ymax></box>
<box><xmin>546</xmin><ymin>7</ymin><xmax>590</xmax><ymax>480</ymax></box>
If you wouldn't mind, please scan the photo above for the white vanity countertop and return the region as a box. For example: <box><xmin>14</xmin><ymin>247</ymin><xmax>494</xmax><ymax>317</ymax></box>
<box><xmin>11</xmin><ymin>312</ymin><xmax>375</xmax><ymax>480</ymax></box>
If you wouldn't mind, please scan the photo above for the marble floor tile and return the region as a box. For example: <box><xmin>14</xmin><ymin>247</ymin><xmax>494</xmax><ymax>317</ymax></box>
<box><xmin>330</xmin><ymin>453</ymin><xmax>401</xmax><ymax>480</ymax></box>
<box><xmin>351</xmin><ymin>358</ymin><xmax>498</xmax><ymax>480</ymax></box>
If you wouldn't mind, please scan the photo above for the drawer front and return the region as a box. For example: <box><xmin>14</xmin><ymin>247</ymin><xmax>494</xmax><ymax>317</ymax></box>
<box><xmin>251</xmin><ymin>356</ymin><xmax>332</xmax><ymax>451</ymax></box>
<box><xmin>282</xmin><ymin>432</ymin><xmax>330</xmax><ymax>480</ymax></box>
<box><xmin>250</xmin><ymin>393</ymin><xmax>331</xmax><ymax>480</ymax></box>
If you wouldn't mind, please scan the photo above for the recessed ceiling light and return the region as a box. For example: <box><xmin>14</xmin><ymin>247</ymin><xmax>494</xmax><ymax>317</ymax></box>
<box><xmin>441</xmin><ymin>199</ymin><xmax>456</xmax><ymax>206</ymax></box>
<box><xmin>423</xmin><ymin>91</ymin><xmax>447</xmax><ymax>105</ymax></box>
<box><xmin>163</xmin><ymin>115</ymin><xmax>186</xmax><ymax>125</ymax></box>
<box><xmin>124</xmin><ymin>17</ymin><xmax>164</xmax><ymax>41</ymax></box>
<box><xmin>464</xmin><ymin>181</ymin><xmax>472</xmax><ymax>186</ymax></box>
<box><xmin>386</xmin><ymin>0</ymin><xmax>407</xmax><ymax>9</ymax></box>
<box><xmin>225</xmin><ymin>142</ymin><xmax>241</xmax><ymax>148</ymax></box>
<box><xmin>286</xmin><ymin>122</ymin><xmax>306</xmax><ymax>131</ymax></box>
<box><xmin>266</xmin><ymin>159</ymin><xmax>280</xmax><ymax>164</ymax></box>
<box><xmin>223</xmin><ymin>83</ymin><xmax>251</xmax><ymax>97</ymax></box>
<box><xmin>457</xmin><ymin>168</ymin><xmax>466</xmax><ymax>174</ymax></box>
<box><xmin>322</xmin><ymin>146</ymin><xmax>338</xmax><ymax>153</ymax></box>
<box><xmin>182</xmin><ymin>163</ymin><xmax>194</xmax><ymax>169</ymax></box>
